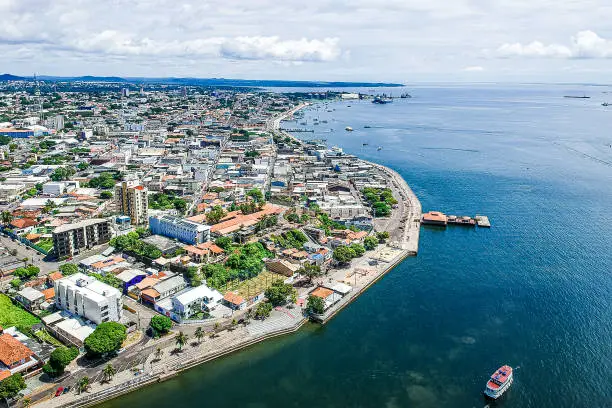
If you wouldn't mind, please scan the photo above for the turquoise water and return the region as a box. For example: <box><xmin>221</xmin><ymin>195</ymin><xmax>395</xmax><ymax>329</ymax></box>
<box><xmin>101</xmin><ymin>85</ymin><xmax>612</xmax><ymax>407</ymax></box>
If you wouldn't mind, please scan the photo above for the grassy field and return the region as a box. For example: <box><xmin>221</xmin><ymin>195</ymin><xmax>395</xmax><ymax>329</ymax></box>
<box><xmin>0</xmin><ymin>294</ymin><xmax>41</xmax><ymax>332</ymax></box>
<box><xmin>224</xmin><ymin>270</ymin><xmax>286</xmax><ymax>300</ymax></box>
<box><xmin>36</xmin><ymin>238</ymin><xmax>54</xmax><ymax>252</ymax></box>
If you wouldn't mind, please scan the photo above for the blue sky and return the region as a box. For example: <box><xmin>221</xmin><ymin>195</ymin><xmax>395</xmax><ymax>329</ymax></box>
<box><xmin>1</xmin><ymin>0</ymin><xmax>612</xmax><ymax>82</ymax></box>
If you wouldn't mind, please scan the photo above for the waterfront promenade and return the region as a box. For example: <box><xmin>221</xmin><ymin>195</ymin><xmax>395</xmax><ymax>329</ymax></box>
<box><xmin>30</xmin><ymin>102</ymin><xmax>421</xmax><ymax>407</ymax></box>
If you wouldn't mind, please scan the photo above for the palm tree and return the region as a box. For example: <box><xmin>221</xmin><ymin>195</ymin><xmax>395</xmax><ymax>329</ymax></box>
<box><xmin>154</xmin><ymin>347</ymin><xmax>163</xmax><ymax>361</ymax></box>
<box><xmin>102</xmin><ymin>364</ymin><xmax>116</xmax><ymax>383</ymax></box>
<box><xmin>77</xmin><ymin>376</ymin><xmax>90</xmax><ymax>394</ymax></box>
<box><xmin>175</xmin><ymin>331</ymin><xmax>188</xmax><ymax>351</ymax></box>
<box><xmin>194</xmin><ymin>327</ymin><xmax>204</xmax><ymax>344</ymax></box>
<box><xmin>0</xmin><ymin>210</ymin><xmax>12</xmax><ymax>226</ymax></box>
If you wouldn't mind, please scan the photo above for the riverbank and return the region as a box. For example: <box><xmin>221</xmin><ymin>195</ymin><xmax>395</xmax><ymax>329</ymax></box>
<box><xmin>33</xmin><ymin>101</ymin><xmax>421</xmax><ymax>408</ymax></box>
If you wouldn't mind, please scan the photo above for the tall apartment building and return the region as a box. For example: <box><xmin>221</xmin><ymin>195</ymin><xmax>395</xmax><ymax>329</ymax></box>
<box><xmin>54</xmin><ymin>273</ymin><xmax>122</xmax><ymax>324</ymax></box>
<box><xmin>149</xmin><ymin>215</ymin><xmax>210</xmax><ymax>245</ymax></box>
<box><xmin>52</xmin><ymin>218</ymin><xmax>111</xmax><ymax>259</ymax></box>
<box><xmin>115</xmin><ymin>181</ymin><xmax>148</xmax><ymax>225</ymax></box>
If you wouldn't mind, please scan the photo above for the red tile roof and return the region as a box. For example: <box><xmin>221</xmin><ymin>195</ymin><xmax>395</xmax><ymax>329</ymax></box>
<box><xmin>0</xmin><ymin>333</ymin><xmax>34</xmax><ymax>366</ymax></box>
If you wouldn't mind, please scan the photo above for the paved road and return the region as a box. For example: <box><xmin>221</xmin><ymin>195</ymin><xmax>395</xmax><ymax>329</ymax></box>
<box><xmin>0</xmin><ymin>235</ymin><xmax>59</xmax><ymax>274</ymax></box>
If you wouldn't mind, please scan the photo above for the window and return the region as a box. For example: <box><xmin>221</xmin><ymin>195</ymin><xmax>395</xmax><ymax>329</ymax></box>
<box><xmin>101</xmin><ymin>305</ymin><xmax>108</xmax><ymax>311</ymax></box>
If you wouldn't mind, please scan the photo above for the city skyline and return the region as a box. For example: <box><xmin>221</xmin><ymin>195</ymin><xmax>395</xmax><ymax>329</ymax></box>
<box><xmin>2</xmin><ymin>1</ymin><xmax>612</xmax><ymax>83</ymax></box>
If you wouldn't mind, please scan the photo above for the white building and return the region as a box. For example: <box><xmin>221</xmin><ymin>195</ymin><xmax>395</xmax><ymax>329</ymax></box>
<box><xmin>0</xmin><ymin>183</ymin><xmax>26</xmax><ymax>203</ymax></box>
<box><xmin>172</xmin><ymin>285</ymin><xmax>223</xmax><ymax>319</ymax></box>
<box><xmin>54</xmin><ymin>273</ymin><xmax>122</xmax><ymax>324</ymax></box>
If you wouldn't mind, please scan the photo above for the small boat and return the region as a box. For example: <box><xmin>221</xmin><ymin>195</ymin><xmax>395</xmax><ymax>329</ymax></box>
<box><xmin>362</xmin><ymin>143</ymin><xmax>369</xmax><ymax>146</ymax></box>
<box><xmin>364</xmin><ymin>125</ymin><xmax>371</xmax><ymax>128</ymax></box>
<box><xmin>484</xmin><ymin>365</ymin><xmax>513</xmax><ymax>399</ymax></box>
<box><xmin>372</xmin><ymin>96</ymin><xmax>393</xmax><ymax>104</ymax></box>
<box><xmin>345</xmin><ymin>127</ymin><xmax>353</xmax><ymax>132</ymax></box>
<box><xmin>377</xmin><ymin>146</ymin><xmax>382</xmax><ymax>151</ymax></box>
<box><xmin>603</xmin><ymin>102</ymin><xmax>610</xmax><ymax>107</ymax></box>
<box><xmin>564</xmin><ymin>95</ymin><xmax>590</xmax><ymax>99</ymax></box>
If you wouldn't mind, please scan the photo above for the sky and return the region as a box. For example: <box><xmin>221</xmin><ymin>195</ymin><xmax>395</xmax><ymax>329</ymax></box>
<box><xmin>2</xmin><ymin>0</ymin><xmax>612</xmax><ymax>83</ymax></box>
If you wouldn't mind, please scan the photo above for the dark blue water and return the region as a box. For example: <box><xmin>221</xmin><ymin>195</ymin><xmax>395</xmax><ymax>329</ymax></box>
<box><xmin>101</xmin><ymin>85</ymin><xmax>612</xmax><ymax>407</ymax></box>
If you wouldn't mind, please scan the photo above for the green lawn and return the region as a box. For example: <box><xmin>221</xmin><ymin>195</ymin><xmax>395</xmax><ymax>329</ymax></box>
<box><xmin>0</xmin><ymin>294</ymin><xmax>40</xmax><ymax>333</ymax></box>
<box><xmin>36</xmin><ymin>238</ymin><xmax>54</xmax><ymax>252</ymax></box>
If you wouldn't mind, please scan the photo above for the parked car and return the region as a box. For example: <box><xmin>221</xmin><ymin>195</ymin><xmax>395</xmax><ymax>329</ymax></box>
<box><xmin>55</xmin><ymin>387</ymin><xmax>64</xmax><ymax>397</ymax></box>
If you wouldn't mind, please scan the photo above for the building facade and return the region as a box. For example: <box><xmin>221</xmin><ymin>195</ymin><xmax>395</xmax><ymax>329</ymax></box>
<box><xmin>52</xmin><ymin>218</ymin><xmax>111</xmax><ymax>259</ymax></box>
<box><xmin>115</xmin><ymin>181</ymin><xmax>148</xmax><ymax>225</ymax></box>
<box><xmin>54</xmin><ymin>273</ymin><xmax>122</xmax><ymax>324</ymax></box>
<box><xmin>149</xmin><ymin>215</ymin><xmax>210</xmax><ymax>245</ymax></box>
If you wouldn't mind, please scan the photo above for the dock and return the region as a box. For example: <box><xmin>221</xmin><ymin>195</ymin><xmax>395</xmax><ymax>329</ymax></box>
<box><xmin>474</xmin><ymin>215</ymin><xmax>491</xmax><ymax>227</ymax></box>
<box><xmin>422</xmin><ymin>211</ymin><xmax>491</xmax><ymax>228</ymax></box>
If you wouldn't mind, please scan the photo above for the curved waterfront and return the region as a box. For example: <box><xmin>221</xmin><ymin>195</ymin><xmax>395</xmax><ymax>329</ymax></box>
<box><xmin>99</xmin><ymin>84</ymin><xmax>612</xmax><ymax>408</ymax></box>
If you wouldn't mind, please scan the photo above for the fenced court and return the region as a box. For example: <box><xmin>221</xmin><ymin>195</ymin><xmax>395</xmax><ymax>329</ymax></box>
<box><xmin>223</xmin><ymin>270</ymin><xmax>286</xmax><ymax>299</ymax></box>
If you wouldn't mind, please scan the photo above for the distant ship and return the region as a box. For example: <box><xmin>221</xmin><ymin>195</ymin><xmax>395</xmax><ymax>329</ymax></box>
<box><xmin>364</xmin><ymin>125</ymin><xmax>372</xmax><ymax>128</ymax></box>
<box><xmin>400</xmin><ymin>93</ymin><xmax>412</xmax><ymax>99</ymax></box>
<box><xmin>362</xmin><ymin>143</ymin><xmax>369</xmax><ymax>146</ymax></box>
<box><xmin>564</xmin><ymin>95</ymin><xmax>590</xmax><ymax>99</ymax></box>
<box><xmin>345</xmin><ymin>126</ymin><xmax>353</xmax><ymax>131</ymax></box>
<box><xmin>377</xmin><ymin>146</ymin><xmax>382</xmax><ymax>151</ymax></box>
<box><xmin>484</xmin><ymin>365</ymin><xmax>513</xmax><ymax>400</ymax></box>
<box><xmin>372</xmin><ymin>96</ymin><xmax>393</xmax><ymax>104</ymax></box>
<box><xmin>603</xmin><ymin>102</ymin><xmax>609</xmax><ymax>106</ymax></box>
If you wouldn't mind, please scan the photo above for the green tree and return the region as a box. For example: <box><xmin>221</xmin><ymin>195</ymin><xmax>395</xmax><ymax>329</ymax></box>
<box><xmin>102</xmin><ymin>364</ymin><xmax>116</xmax><ymax>383</ymax></box>
<box><xmin>84</xmin><ymin>322</ymin><xmax>127</xmax><ymax>357</ymax></box>
<box><xmin>77</xmin><ymin>376</ymin><xmax>90</xmax><ymax>394</ymax></box>
<box><xmin>100</xmin><ymin>191</ymin><xmax>113</xmax><ymax>199</ymax></box>
<box><xmin>0</xmin><ymin>374</ymin><xmax>26</xmax><ymax>400</ymax></box>
<box><xmin>350</xmin><ymin>243</ymin><xmax>366</xmax><ymax>257</ymax></box>
<box><xmin>173</xmin><ymin>198</ymin><xmax>187</xmax><ymax>213</ymax></box>
<box><xmin>214</xmin><ymin>236</ymin><xmax>233</xmax><ymax>250</ymax></box>
<box><xmin>297</xmin><ymin>263</ymin><xmax>323</xmax><ymax>283</ymax></box>
<box><xmin>206</xmin><ymin>205</ymin><xmax>227</xmax><ymax>225</ymax></box>
<box><xmin>13</xmin><ymin>265</ymin><xmax>39</xmax><ymax>280</ymax></box>
<box><xmin>247</xmin><ymin>188</ymin><xmax>264</xmax><ymax>203</ymax></box>
<box><xmin>42</xmin><ymin>346</ymin><xmax>79</xmax><ymax>377</ymax></box>
<box><xmin>149</xmin><ymin>315</ymin><xmax>172</xmax><ymax>337</ymax></box>
<box><xmin>194</xmin><ymin>327</ymin><xmax>204</xmax><ymax>344</ymax></box>
<box><xmin>254</xmin><ymin>302</ymin><xmax>272</xmax><ymax>320</ymax></box>
<box><xmin>59</xmin><ymin>263</ymin><xmax>79</xmax><ymax>276</ymax></box>
<box><xmin>376</xmin><ymin>231</ymin><xmax>390</xmax><ymax>243</ymax></box>
<box><xmin>9</xmin><ymin>278</ymin><xmax>21</xmax><ymax>289</ymax></box>
<box><xmin>333</xmin><ymin>246</ymin><xmax>356</xmax><ymax>264</ymax></box>
<box><xmin>175</xmin><ymin>331</ymin><xmax>188</xmax><ymax>351</ymax></box>
<box><xmin>264</xmin><ymin>279</ymin><xmax>294</xmax><ymax>306</ymax></box>
<box><xmin>0</xmin><ymin>210</ymin><xmax>13</xmax><ymax>226</ymax></box>
<box><xmin>306</xmin><ymin>295</ymin><xmax>325</xmax><ymax>315</ymax></box>
<box><xmin>77</xmin><ymin>162</ymin><xmax>90</xmax><ymax>171</ymax></box>
<box><xmin>364</xmin><ymin>236</ymin><xmax>378</xmax><ymax>251</ymax></box>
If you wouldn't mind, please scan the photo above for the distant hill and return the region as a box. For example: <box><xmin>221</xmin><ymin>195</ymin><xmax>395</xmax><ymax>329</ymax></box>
<box><xmin>0</xmin><ymin>73</ymin><xmax>26</xmax><ymax>81</ymax></box>
<box><xmin>3</xmin><ymin>73</ymin><xmax>403</xmax><ymax>88</ymax></box>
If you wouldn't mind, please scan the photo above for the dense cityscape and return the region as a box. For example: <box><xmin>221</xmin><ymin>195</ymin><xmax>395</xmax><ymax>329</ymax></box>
<box><xmin>0</xmin><ymin>79</ymin><xmax>420</xmax><ymax>406</ymax></box>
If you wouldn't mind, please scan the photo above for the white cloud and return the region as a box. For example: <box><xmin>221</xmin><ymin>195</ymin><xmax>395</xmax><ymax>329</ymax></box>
<box><xmin>463</xmin><ymin>66</ymin><xmax>484</xmax><ymax>72</ymax></box>
<box><xmin>220</xmin><ymin>37</ymin><xmax>341</xmax><ymax>62</ymax></box>
<box><xmin>495</xmin><ymin>30</ymin><xmax>612</xmax><ymax>59</ymax></box>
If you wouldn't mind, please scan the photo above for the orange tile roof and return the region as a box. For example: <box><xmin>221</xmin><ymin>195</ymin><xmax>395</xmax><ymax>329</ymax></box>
<box><xmin>41</xmin><ymin>288</ymin><xmax>55</xmax><ymax>301</ymax></box>
<box><xmin>0</xmin><ymin>333</ymin><xmax>34</xmax><ymax>366</ymax></box>
<box><xmin>0</xmin><ymin>370</ymin><xmax>10</xmax><ymax>381</ymax></box>
<box><xmin>135</xmin><ymin>277</ymin><xmax>159</xmax><ymax>290</ymax></box>
<box><xmin>48</xmin><ymin>272</ymin><xmax>63</xmax><ymax>281</ymax></box>
<box><xmin>11</xmin><ymin>218</ymin><xmax>38</xmax><ymax>229</ymax></box>
<box><xmin>223</xmin><ymin>292</ymin><xmax>245</xmax><ymax>305</ymax></box>
<box><xmin>209</xmin><ymin>204</ymin><xmax>283</xmax><ymax>235</ymax></box>
<box><xmin>311</xmin><ymin>287</ymin><xmax>333</xmax><ymax>299</ymax></box>
<box><xmin>141</xmin><ymin>288</ymin><xmax>160</xmax><ymax>299</ymax></box>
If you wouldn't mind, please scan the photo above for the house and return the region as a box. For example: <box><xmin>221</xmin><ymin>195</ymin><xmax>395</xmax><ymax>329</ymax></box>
<box><xmin>310</xmin><ymin>286</ymin><xmax>342</xmax><ymax>310</ymax></box>
<box><xmin>42</xmin><ymin>311</ymin><xmax>96</xmax><ymax>348</ymax></box>
<box><xmin>223</xmin><ymin>292</ymin><xmax>247</xmax><ymax>310</ymax></box>
<box><xmin>15</xmin><ymin>287</ymin><xmax>45</xmax><ymax>311</ymax></box>
<box><xmin>0</xmin><ymin>328</ymin><xmax>41</xmax><ymax>378</ymax></box>
<box><xmin>46</xmin><ymin>271</ymin><xmax>63</xmax><ymax>286</ymax></box>
<box><xmin>115</xmin><ymin>269</ymin><xmax>147</xmax><ymax>294</ymax></box>
<box><xmin>183</xmin><ymin>242</ymin><xmax>225</xmax><ymax>263</ymax></box>
<box><xmin>10</xmin><ymin>218</ymin><xmax>38</xmax><ymax>234</ymax></box>
<box><xmin>141</xmin><ymin>275</ymin><xmax>186</xmax><ymax>304</ymax></box>
<box><xmin>265</xmin><ymin>259</ymin><xmax>300</xmax><ymax>277</ymax></box>
<box><xmin>171</xmin><ymin>285</ymin><xmax>223</xmax><ymax>320</ymax></box>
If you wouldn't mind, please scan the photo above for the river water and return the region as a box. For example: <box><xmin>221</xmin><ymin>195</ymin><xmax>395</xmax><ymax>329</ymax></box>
<box><xmin>100</xmin><ymin>84</ymin><xmax>612</xmax><ymax>408</ymax></box>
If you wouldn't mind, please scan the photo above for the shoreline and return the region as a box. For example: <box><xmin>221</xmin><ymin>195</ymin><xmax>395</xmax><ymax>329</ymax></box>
<box><xmin>35</xmin><ymin>101</ymin><xmax>421</xmax><ymax>408</ymax></box>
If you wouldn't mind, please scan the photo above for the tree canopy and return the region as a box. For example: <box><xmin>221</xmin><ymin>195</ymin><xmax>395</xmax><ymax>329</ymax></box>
<box><xmin>42</xmin><ymin>346</ymin><xmax>79</xmax><ymax>377</ymax></box>
<box><xmin>13</xmin><ymin>265</ymin><xmax>39</xmax><ymax>281</ymax></box>
<box><xmin>84</xmin><ymin>322</ymin><xmax>127</xmax><ymax>357</ymax></box>
<box><xmin>0</xmin><ymin>374</ymin><xmax>26</xmax><ymax>400</ymax></box>
<box><xmin>264</xmin><ymin>279</ymin><xmax>296</xmax><ymax>306</ymax></box>
<box><xmin>306</xmin><ymin>295</ymin><xmax>325</xmax><ymax>315</ymax></box>
<box><xmin>149</xmin><ymin>315</ymin><xmax>172</xmax><ymax>337</ymax></box>
<box><xmin>59</xmin><ymin>263</ymin><xmax>79</xmax><ymax>276</ymax></box>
